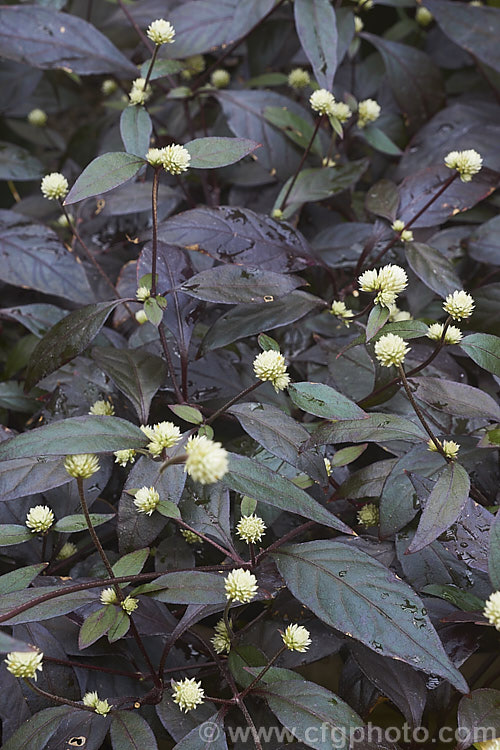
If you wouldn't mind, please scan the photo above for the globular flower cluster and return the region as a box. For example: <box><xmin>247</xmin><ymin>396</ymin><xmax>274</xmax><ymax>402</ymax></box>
<box><xmin>129</xmin><ymin>77</ymin><xmax>152</xmax><ymax>106</ymax></box>
<box><xmin>253</xmin><ymin>350</ymin><xmax>290</xmax><ymax>391</ymax></box>
<box><xmin>391</xmin><ymin>220</ymin><xmax>413</xmax><ymax>243</ymax></box>
<box><xmin>146</xmin><ymin>145</ymin><xmax>191</xmax><ymax>175</ymax></box>
<box><xmin>141</xmin><ymin>421</ymin><xmax>181</xmax><ymax>457</ymax></box>
<box><xmin>83</xmin><ymin>691</ymin><xmax>112</xmax><ymax>716</ymax></box>
<box><xmin>236</xmin><ymin>514</ymin><xmax>266</xmax><ymax>544</ymax></box>
<box><xmin>64</xmin><ymin>453</ymin><xmax>100</xmax><ymax>478</ymax></box>
<box><xmin>288</xmin><ymin>68</ymin><xmax>310</xmax><ymax>90</ymax></box>
<box><xmin>444</xmin><ymin>149</ymin><xmax>482</xmax><ymax>182</ymax></box>
<box><xmin>210</xmin><ymin>69</ymin><xmax>230</xmax><ymax>89</ymax></box>
<box><xmin>41</xmin><ymin>172</ymin><xmax>68</xmax><ymax>201</ymax></box>
<box><xmin>5</xmin><ymin>650</ymin><xmax>43</xmax><ymax>680</ymax></box>
<box><xmin>28</xmin><ymin>108</ymin><xmax>47</xmax><ymax>127</ymax></box>
<box><xmin>309</xmin><ymin>88</ymin><xmax>336</xmax><ymax>117</ymax></box>
<box><xmin>114</xmin><ymin>449</ymin><xmax>137</xmax><ymax>467</ymax></box>
<box><xmin>354</xmin><ymin>16</ymin><xmax>364</xmax><ymax>33</ymax></box>
<box><xmin>57</xmin><ymin>541</ymin><xmax>77</xmax><ymax>560</ymax></box>
<box><xmin>388</xmin><ymin>303</ymin><xmax>411</xmax><ymax>322</ymax></box>
<box><xmin>172</xmin><ymin>677</ymin><xmax>205</xmax><ymax>713</ymax></box>
<box><xmin>225</xmin><ymin>568</ymin><xmax>258</xmax><ymax>603</ymax></box>
<box><xmin>121</xmin><ymin>595</ymin><xmax>139</xmax><ymax>615</ymax></box>
<box><xmin>136</xmin><ymin>286</ymin><xmax>151</xmax><ymax>302</ymax></box>
<box><xmin>146</xmin><ymin>18</ymin><xmax>175</xmax><ymax>45</ymax></box>
<box><xmin>374</xmin><ymin>333</ymin><xmax>410</xmax><ymax>367</ymax></box>
<box><xmin>416</xmin><ymin>6</ymin><xmax>433</xmax><ymax>26</ymax></box>
<box><xmin>357</xmin><ymin>503</ymin><xmax>380</xmax><ymax>527</ymax></box>
<box><xmin>330</xmin><ymin>300</ymin><xmax>354</xmax><ymax>327</ymax></box>
<box><xmin>331</xmin><ymin>101</ymin><xmax>352</xmax><ymax>123</ymax></box>
<box><xmin>26</xmin><ymin>505</ymin><xmax>54</xmax><ymax>533</ymax></box>
<box><xmin>282</xmin><ymin>624</ymin><xmax>311</xmax><ymax>652</ymax></box>
<box><xmin>443</xmin><ymin>290</ymin><xmax>475</xmax><ymax>320</ymax></box>
<box><xmin>181</xmin><ymin>529</ymin><xmax>202</xmax><ymax>544</ymax></box>
<box><xmin>426</xmin><ymin>322</ymin><xmax>463</xmax><ymax>345</ymax></box>
<box><xmin>358</xmin><ymin>264</ymin><xmax>408</xmax><ymax>308</ymax></box>
<box><xmin>100</xmin><ymin>587</ymin><xmax>118</xmax><ymax>605</ymax></box>
<box><xmin>357</xmin><ymin>98</ymin><xmax>381</xmax><ymax>128</ymax></box>
<box><xmin>134</xmin><ymin>486</ymin><xmax>160</xmax><ymax>515</ymax></box>
<box><xmin>101</xmin><ymin>79</ymin><xmax>117</xmax><ymax>96</ymax></box>
<box><xmin>211</xmin><ymin>619</ymin><xmax>231</xmax><ymax>654</ymax></box>
<box><xmin>483</xmin><ymin>591</ymin><xmax>500</xmax><ymax>631</ymax></box>
<box><xmin>89</xmin><ymin>399</ymin><xmax>114</xmax><ymax>415</ymax></box>
<box><xmin>185</xmin><ymin>435</ymin><xmax>229</xmax><ymax>484</ymax></box>
<box><xmin>427</xmin><ymin>438</ymin><xmax>460</xmax><ymax>459</ymax></box>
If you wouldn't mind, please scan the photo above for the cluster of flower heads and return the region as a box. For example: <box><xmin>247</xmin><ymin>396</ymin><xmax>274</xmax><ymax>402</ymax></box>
<box><xmin>444</xmin><ymin>149</ymin><xmax>483</xmax><ymax>182</ymax></box>
<box><xmin>89</xmin><ymin>399</ymin><xmax>114</xmax><ymax>416</ymax></box>
<box><xmin>185</xmin><ymin>435</ymin><xmax>229</xmax><ymax>484</ymax></box>
<box><xmin>5</xmin><ymin>650</ymin><xmax>43</xmax><ymax>681</ymax></box>
<box><xmin>427</xmin><ymin>438</ymin><xmax>460</xmax><ymax>460</ymax></box>
<box><xmin>40</xmin><ymin>172</ymin><xmax>68</xmax><ymax>201</ymax></box>
<box><xmin>146</xmin><ymin>145</ymin><xmax>191</xmax><ymax>175</ymax></box>
<box><xmin>330</xmin><ymin>300</ymin><xmax>354</xmax><ymax>327</ymax></box>
<box><xmin>358</xmin><ymin>263</ymin><xmax>408</xmax><ymax>309</ymax></box>
<box><xmin>253</xmin><ymin>350</ymin><xmax>290</xmax><ymax>392</ymax></box>
<box><xmin>100</xmin><ymin>587</ymin><xmax>138</xmax><ymax>615</ymax></box>
<box><xmin>426</xmin><ymin>323</ymin><xmax>463</xmax><ymax>345</ymax></box>
<box><xmin>357</xmin><ymin>98</ymin><xmax>381</xmax><ymax>128</ymax></box>
<box><xmin>309</xmin><ymin>89</ymin><xmax>353</xmax><ymax>124</ymax></box>
<box><xmin>82</xmin><ymin>691</ymin><xmax>112</xmax><ymax>716</ymax></box>
<box><xmin>129</xmin><ymin>77</ymin><xmax>152</xmax><ymax>106</ymax></box>
<box><xmin>64</xmin><ymin>453</ymin><xmax>100</xmax><ymax>478</ymax></box>
<box><xmin>357</xmin><ymin>503</ymin><xmax>380</xmax><ymax>527</ymax></box>
<box><xmin>211</xmin><ymin>619</ymin><xmax>231</xmax><ymax>654</ymax></box>
<box><xmin>391</xmin><ymin>220</ymin><xmax>413</xmax><ymax>243</ymax></box>
<box><xmin>140</xmin><ymin>421</ymin><xmax>181</xmax><ymax>457</ymax></box>
<box><xmin>26</xmin><ymin>505</ymin><xmax>54</xmax><ymax>533</ymax></box>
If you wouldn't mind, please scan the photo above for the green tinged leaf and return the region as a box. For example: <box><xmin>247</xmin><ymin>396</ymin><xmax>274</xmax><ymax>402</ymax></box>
<box><xmin>169</xmin><ymin>404</ymin><xmax>204</xmax><ymax>424</ymax></box>
<box><xmin>422</xmin><ymin>584</ymin><xmax>484</xmax><ymax>612</ymax></box>
<box><xmin>294</xmin><ymin>0</ymin><xmax>338</xmax><ymax>90</ymax></box>
<box><xmin>0</xmin><ymin>706</ymin><xmax>73</xmax><ymax>750</ymax></box>
<box><xmin>0</xmin><ymin>564</ymin><xmax>46</xmax><ymax>595</ymax></box>
<box><xmin>362</xmin><ymin>125</ymin><xmax>402</xmax><ymax>156</ymax></box>
<box><xmin>120</xmin><ymin>106</ymin><xmax>152</xmax><ymax>157</ymax></box>
<box><xmin>262</xmin><ymin>677</ymin><xmax>363</xmax><ymax>750</ymax></box>
<box><xmin>0</xmin><ymin>525</ymin><xmax>33</xmax><ymax>546</ymax></box>
<box><xmin>0</xmin><ymin>416</ymin><xmax>147</xmax><ymax>459</ymax></box>
<box><xmin>405</xmin><ymin>242</ymin><xmax>461</xmax><ymax>297</ymax></box>
<box><xmin>289</xmin><ymin>382</ymin><xmax>366</xmax><ymax>420</ymax></box>
<box><xmin>112</xmin><ymin>548</ymin><xmax>149</xmax><ymax>578</ymax></box>
<box><xmin>224</xmin><ymin>453</ymin><xmax>353</xmax><ymax>534</ymax></box>
<box><xmin>110</xmin><ymin>710</ymin><xmax>158</xmax><ymax>750</ymax></box>
<box><xmin>25</xmin><ymin>300</ymin><xmax>125</xmax><ymax>389</ymax></box>
<box><xmin>185</xmin><ymin>137</ymin><xmax>260</xmax><ymax>168</ymax></box>
<box><xmin>79</xmin><ymin>605</ymin><xmax>117</xmax><ymax>649</ymax></box>
<box><xmin>366</xmin><ymin>305</ymin><xmax>390</xmax><ymax>342</ymax></box>
<box><xmin>64</xmin><ymin>152</ymin><xmax>144</xmax><ymax>204</ymax></box>
<box><xmin>272</xmin><ymin>541</ymin><xmax>468</xmax><ymax>693</ymax></box>
<box><xmin>460</xmin><ymin>333</ymin><xmax>500</xmax><ymax>377</ymax></box>
<box><xmin>108</xmin><ymin>609</ymin><xmax>130</xmax><ymax>642</ymax></box>
<box><xmin>277</xmin><ymin>161</ymin><xmax>368</xmax><ymax>216</ymax></box>
<box><xmin>139</xmin><ymin>58</ymin><xmax>183</xmax><ymax>79</ymax></box>
<box><xmin>134</xmin><ymin>571</ymin><xmax>226</xmax><ymax>604</ymax></box>
<box><xmin>409</xmin><ymin>377</ymin><xmax>500</xmax><ymax>421</ymax></box>
<box><xmin>406</xmin><ymin>462</ymin><xmax>470</xmax><ymax>554</ymax></box>
<box><xmin>172</xmin><ymin>712</ymin><xmax>228</xmax><ymax>749</ymax></box>
<box><xmin>53</xmin><ymin>513</ymin><xmax>114</xmax><ymax>533</ymax></box>
<box><xmin>310</xmin><ymin>413</ymin><xmax>426</xmax><ymax>446</ymax></box>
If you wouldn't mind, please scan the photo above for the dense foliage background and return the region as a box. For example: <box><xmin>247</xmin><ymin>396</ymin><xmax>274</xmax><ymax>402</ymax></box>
<box><xmin>0</xmin><ymin>0</ymin><xmax>500</xmax><ymax>748</ymax></box>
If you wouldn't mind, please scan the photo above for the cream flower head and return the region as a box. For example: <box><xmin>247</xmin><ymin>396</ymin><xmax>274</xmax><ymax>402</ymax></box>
<box><xmin>374</xmin><ymin>333</ymin><xmax>410</xmax><ymax>367</ymax></box>
<box><xmin>357</xmin><ymin>503</ymin><xmax>379</xmax><ymax>527</ymax></box>
<box><xmin>282</xmin><ymin>623</ymin><xmax>311</xmax><ymax>652</ymax></box>
<box><xmin>5</xmin><ymin>650</ymin><xmax>43</xmax><ymax>680</ymax></box>
<box><xmin>28</xmin><ymin>108</ymin><xmax>47</xmax><ymax>127</ymax></box>
<box><xmin>309</xmin><ymin>89</ymin><xmax>336</xmax><ymax>116</ymax></box>
<box><xmin>391</xmin><ymin>220</ymin><xmax>413</xmax><ymax>242</ymax></box>
<box><xmin>236</xmin><ymin>514</ymin><xmax>266</xmax><ymax>544</ymax></box>
<box><xmin>172</xmin><ymin>677</ymin><xmax>205</xmax><ymax>712</ymax></box>
<box><xmin>358</xmin><ymin>264</ymin><xmax>408</xmax><ymax>309</ymax></box>
<box><xmin>253</xmin><ymin>350</ymin><xmax>290</xmax><ymax>391</ymax></box>
<box><xmin>416</xmin><ymin>6</ymin><xmax>433</xmax><ymax>26</ymax></box>
<box><xmin>134</xmin><ymin>486</ymin><xmax>160</xmax><ymax>515</ymax></box>
<box><xmin>161</xmin><ymin>144</ymin><xmax>191</xmax><ymax>175</ymax></box>
<box><xmin>444</xmin><ymin>149</ymin><xmax>482</xmax><ymax>182</ymax></box>
<box><xmin>146</xmin><ymin>19</ymin><xmax>175</xmax><ymax>45</ymax></box>
<box><xmin>136</xmin><ymin>286</ymin><xmax>151</xmax><ymax>302</ymax></box>
<box><xmin>331</xmin><ymin>102</ymin><xmax>352</xmax><ymax>123</ymax></box>
<box><xmin>114</xmin><ymin>449</ymin><xmax>136</xmax><ymax>467</ymax></box>
<box><xmin>64</xmin><ymin>453</ymin><xmax>100</xmax><ymax>479</ymax></box>
<box><xmin>56</xmin><ymin>541</ymin><xmax>78</xmax><ymax>560</ymax></box>
<box><xmin>443</xmin><ymin>290</ymin><xmax>475</xmax><ymax>320</ymax></box>
<box><xmin>41</xmin><ymin>172</ymin><xmax>68</xmax><ymax>200</ymax></box>
<box><xmin>26</xmin><ymin>505</ymin><xmax>54</xmax><ymax>533</ymax></box>
<box><xmin>427</xmin><ymin>438</ymin><xmax>460</xmax><ymax>459</ymax></box>
<box><xmin>211</xmin><ymin>619</ymin><xmax>231</xmax><ymax>654</ymax></box>
<box><xmin>330</xmin><ymin>300</ymin><xmax>354</xmax><ymax>327</ymax></box>
<box><xmin>89</xmin><ymin>399</ymin><xmax>114</xmax><ymax>416</ymax></box>
<box><xmin>185</xmin><ymin>435</ymin><xmax>228</xmax><ymax>484</ymax></box>
<box><xmin>140</xmin><ymin>421</ymin><xmax>181</xmax><ymax>457</ymax></box>
<box><xmin>225</xmin><ymin>568</ymin><xmax>258</xmax><ymax>603</ymax></box>
<box><xmin>288</xmin><ymin>68</ymin><xmax>310</xmax><ymax>90</ymax></box>
<box><xmin>358</xmin><ymin>98</ymin><xmax>381</xmax><ymax>128</ymax></box>
<box><xmin>128</xmin><ymin>77</ymin><xmax>152</xmax><ymax>106</ymax></box>
<box><xmin>211</xmin><ymin>69</ymin><xmax>231</xmax><ymax>89</ymax></box>
<box><xmin>484</xmin><ymin>591</ymin><xmax>500</xmax><ymax>631</ymax></box>
<box><xmin>121</xmin><ymin>595</ymin><xmax>139</xmax><ymax>615</ymax></box>
<box><xmin>100</xmin><ymin>587</ymin><xmax>118</xmax><ymax>605</ymax></box>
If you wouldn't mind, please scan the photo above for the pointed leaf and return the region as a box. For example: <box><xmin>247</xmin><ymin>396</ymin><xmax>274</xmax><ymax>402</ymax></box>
<box><xmin>0</xmin><ymin>141</ymin><xmax>43</xmax><ymax>181</ymax></box>
<box><xmin>25</xmin><ymin>300</ymin><xmax>124</xmax><ymax>390</ymax></box>
<box><xmin>289</xmin><ymin>382</ymin><xmax>366</xmax><ymax>420</ymax></box>
<box><xmin>0</xmin><ymin>7</ymin><xmax>136</xmax><ymax>76</ymax></box>
<box><xmin>172</xmin><ymin>712</ymin><xmax>228</xmax><ymax>749</ymax></box>
<box><xmin>110</xmin><ymin>711</ymin><xmax>158</xmax><ymax>750</ymax></box>
<box><xmin>294</xmin><ymin>0</ymin><xmax>338</xmax><ymax>90</ymax></box>
<box><xmin>405</xmin><ymin>242</ymin><xmax>461</xmax><ymax>297</ymax></box>
<box><xmin>310</xmin><ymin>413</ymin><xmax>426</xmax><ymax>445</ymax></box>
<box><xmin>65</xmin><ymin>153</ymin><xmax>144</xmax><ymax>205</ymax></box>
<box><xmin>0</xmin><ymin>564</ymin><xmax>46</xmax><ymax>596</ymax></box>
<box><xmin>79</xmin><ymin>605</ymin><xmax>117</xmax><ymax>649</ymax></box>
<box><xmin>0</xmin><ymin>525</ymin><xmax>33</xmax><ymax>547</ymax></box>
<box><xmin>273</xmin><ymin>541</ymin><xmax>468</xmax><ymax>693</ymax></box>
<box><xmin>180</xmin><ymin>265</ymin><xmax>303</xmax><ymax>304</ymax></box>
<box><xmin>365</xmin><ymin>179</ymin><xmax>400</xmax><ymax>222</ymax></box>
<box><xmin>120</xmin><ymin>106</ymin><xmax>152</xmax><ymax>157</ymax></box>
<box><xmin>407</xmin><ymin>462</ymin><xmax>470</xmax><ymax>554</ymax></box>
<box><xmin>112</xmin><ymin>548</ymin><xmax>149</xmax><ymax>578</ymax></box>
<box><xmin>409</xmin><ymin>377</ymin><xmax>500</xmax><ymax>421</ymax></box>
<box><xmin>53</xmin><ymin>513</ymin><xmax>114</xmax><ymax>533</ymax></box>
<box><xmin>185</xmin><ymin>137</ymin><xmax>260</xmax><ymax>169</ymax></box>
<box><xmin>460</xmin><ymin>333</ymin><xmax>500</xmax><ymax>377</ymax></box>
<box><xmin>366</xmin><ymin>305</ymin><xmax>390</xmax><ymax>342</ymax></box>
<box><xmin>92</xmin><ymin>346</ymin><xmax>166</xmax><ymax>424</ymax></box>
<box><xmin>224</xmin><ymin>454</ymin><xmax>353</xmax><ymax>534</ymax></box>
<box><xmin>0</xmin><ymin>706</ymin><xmax>73</xmax><ymax>750</ymax></box>
<box><xmin>0</xmin><ymin>416</ymin><xmax>147</xmax><ymax>460</ymax></box>
<box><xmin>457</xmin><ymin>689</ymin><xmax>500</xmax><ymax>750</ymax></box>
